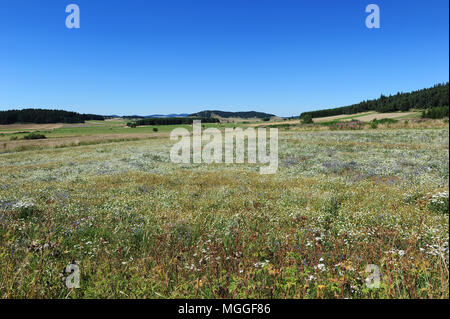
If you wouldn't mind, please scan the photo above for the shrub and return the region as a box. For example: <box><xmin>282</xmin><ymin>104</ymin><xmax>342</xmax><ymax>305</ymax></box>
<box><xmin>262</xmin><ymin>117</ymin><xmax>271</xmax><ymax>122</ymax></box>
<box><xmin>422</xmin><ymin>106</ymin><xmax>449</xmax><ymax>119</ymax></box>
<box><xmin>9</xmin><ymin>136</ymin><xmax>18</xmax><ymax>140</ymax></box>
<box><xmin>372</xmin><ymin>118</ymin><xmax>398</xmax><ymax>125</ymax></box>
<box><xmin>153</xmin><ymin>127</ymin><xmax>158</xmax><ymax>132</ymax></box>
<box><xmin>301</xmin><ymin>114</ymin><xmax>313</xmax><ymax>124</ymax></box>
<box><xmin>23</xmin><ymin>132</ymin><xmax>46</xmax><ymax>140</ymax></box>
<box><xmin>331</xmin><ymin>120</ymin><xmax>362</xmax><ymax>130</ymax></box>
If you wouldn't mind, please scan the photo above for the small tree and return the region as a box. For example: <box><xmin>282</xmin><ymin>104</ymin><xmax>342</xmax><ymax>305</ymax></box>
<box><xmin>301</xmin><ymin>114</ymin><xmax>313</xmax><ymax>124</ymax></box>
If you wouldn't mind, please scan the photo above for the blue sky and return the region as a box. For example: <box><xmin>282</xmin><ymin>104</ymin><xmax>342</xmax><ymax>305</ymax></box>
<box><xmin>1</xmin><ymin>0</ymin><xmax>448</xmax><ymax>117</ymax></box>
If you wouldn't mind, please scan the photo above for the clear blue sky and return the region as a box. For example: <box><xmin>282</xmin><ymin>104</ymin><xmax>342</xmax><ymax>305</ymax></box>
<box><xmin>1</xmin><ymin>0</ymin><xmax>448</xmax><ymax>117</ymax></box>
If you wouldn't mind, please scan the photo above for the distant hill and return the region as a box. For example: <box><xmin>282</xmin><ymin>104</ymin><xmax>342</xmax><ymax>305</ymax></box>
<box><xmin>122</xmin><ymin>113</ymin><xmax>189</xmax><ymax>119</ymax></box>
<box><xmin>146</xmin><ymin>113</ymin><xmax>189</xmax><ymax>118</ymax></box>
<box><xmin>0</xmin><ymin>108</ymin><xmax>105</xmax><ymax>124</ymax></box>
<box><xmin>300</xmin><ymin>82</ymin><xmax>449</xmax><ymax>119</ymax></box>
<box><xmin>190</xmin><ymin>110</ymin><xmax>275</xmax><ymax>119</ymax></box>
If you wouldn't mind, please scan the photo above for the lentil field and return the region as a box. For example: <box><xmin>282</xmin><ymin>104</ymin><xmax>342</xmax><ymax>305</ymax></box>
<box><xmin>0</xmin><ymin>125</ymin><xmax>448</xmax><ymax>299</ymax></box>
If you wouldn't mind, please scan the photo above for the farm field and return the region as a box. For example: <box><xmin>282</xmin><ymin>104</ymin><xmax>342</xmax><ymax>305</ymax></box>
<box><xmin>312</xmin><ymin>111</ymin><xmax>420</xmax><ymax>123</ymax></box>
<box><xmin>248</xmin><ymin>111</ymin><xmax>421</xmax><ymax>127</ymax></box>
<box><xmin>0</xmin><ymin>121</ymin><xmax>247</xmax><ymax>152</ymax></box>
<box><xmin>0</xmin><ymin>122</ymin><xmax>448</xmax><ymax>299</ymax></box>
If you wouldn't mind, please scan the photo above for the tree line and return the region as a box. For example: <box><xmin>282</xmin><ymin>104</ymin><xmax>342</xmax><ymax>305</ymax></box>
<box><xmin>127</xmin><ymin>117</ymin><xmax>220</xmax><ymax>127</ymax></box>
<box><xmin>0</xmin><ymin>108</ymin><xmax>105</xmax><ymax>124</ymax></box>
<box><xmin>300</xmin><ymin>82</ymin><xmax>449</xmax><ymax>119</ymax></box>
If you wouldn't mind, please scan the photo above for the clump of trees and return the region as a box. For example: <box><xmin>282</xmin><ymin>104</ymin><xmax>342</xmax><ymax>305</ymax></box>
<box><xmin>0</xmin><ymin>108</ymin><xmax>105</xmax><ymax>124</ymax></box>
<box><xmin>422</xmin><ymin>106</ymin><xmax>449</xmax><ymax>119</ymax></box>
<box><xmin>127</xmin><ymin>117</ymin><xmax>219</xmax><ymax>127</ymax></box>
<box><xmin>300</xmin><ymin>83</ymin><xmax>449</xmax><ymax>119</ymax></box>
<box><xmin>301</xmin><ymin>114</ymin><xmax>313</xmax><ymax>124</ymax></box>
<box><xmin>22</xmin><ymin>132</ymin><xmax>46</xmax><ymax>140</ymax></box>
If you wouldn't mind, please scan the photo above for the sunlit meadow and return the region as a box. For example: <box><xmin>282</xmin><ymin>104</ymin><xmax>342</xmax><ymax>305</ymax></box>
<box><xmin>0</xmin><ymin>126</ymin><xmax>448</xmax><ymax>298</ymax></box>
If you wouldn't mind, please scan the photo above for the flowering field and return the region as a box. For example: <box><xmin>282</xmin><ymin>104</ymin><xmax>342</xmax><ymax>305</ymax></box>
<box><xmin>0</xmin><ymin>126</ymin><xmax>448</xmax><ymax>298</ymax></box>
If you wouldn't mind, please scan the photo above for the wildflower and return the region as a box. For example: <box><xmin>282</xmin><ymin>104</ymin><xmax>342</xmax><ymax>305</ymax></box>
<box><xmin>315</xmin><ymin>263</ymin><xmax>326</xmax><ymax>272</ymax></box>
<box><xmin>254</xmin><ymin>260</ymin><xmax>270</xmax><ymax>268</ymax></box>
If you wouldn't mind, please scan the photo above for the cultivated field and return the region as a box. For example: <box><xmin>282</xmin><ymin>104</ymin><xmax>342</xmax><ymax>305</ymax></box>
<box><xmin>249</xmin><ymin>111</ymin><xmax>421</xmax><ymax>127</ymax></box>
<box><xmin>0</xmin><ymin>121</ymin><xmax>448</xmax><ymax>298</ymax></box>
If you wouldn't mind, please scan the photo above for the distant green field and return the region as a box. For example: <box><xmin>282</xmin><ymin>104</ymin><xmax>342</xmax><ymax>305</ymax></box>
<box><xmin>0</xmin><ymin>120</ymin><xmax>251</xmax><ymax>143</ymax></box>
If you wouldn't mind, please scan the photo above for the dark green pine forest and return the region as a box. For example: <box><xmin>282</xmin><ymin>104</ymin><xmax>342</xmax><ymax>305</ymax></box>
<box><xmin>300</xmin><ymin>82</ymin><xmax>449</xmax><ymax>119</ymax></box>
<box><xmin>0</xmin><ymin>108</ymin><xmax>105</xmax><ymax>124</ymax></box>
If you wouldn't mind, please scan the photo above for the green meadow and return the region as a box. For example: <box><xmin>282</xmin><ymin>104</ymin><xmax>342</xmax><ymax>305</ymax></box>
<box><xmin>0</xmin><ymin>119</ymin><xmax>448</xmax><ymax>298</ymax></box>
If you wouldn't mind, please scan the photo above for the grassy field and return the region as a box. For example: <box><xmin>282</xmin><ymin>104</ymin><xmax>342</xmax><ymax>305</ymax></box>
<box><xmin>0</xmin><ymin>120</ymin><xmax>248</xmax><ymax>152</ymax></box>
<box><xmin>0</xmin><ymin>120</ymin><xmax>448</xmax><ymax>298</ymax></box>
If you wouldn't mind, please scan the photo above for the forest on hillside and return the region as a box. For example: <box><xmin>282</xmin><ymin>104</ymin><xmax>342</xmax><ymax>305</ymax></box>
<box><xmin>0</xmin><ymin>108</ymin><xmax>105</xmax><ymax>124</ymax></box>
<box><xmin>300</xmin><ymin>83</ymin><xmax>449</xmax><ymax>119</ymax></box>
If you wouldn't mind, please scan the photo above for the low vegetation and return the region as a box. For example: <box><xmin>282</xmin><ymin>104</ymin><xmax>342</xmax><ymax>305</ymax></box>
<box><xmin>22</xmin><ymin>132</ymin><xmax>46</xmax><ymax>140</ymax></box>
<box><xmin>0</xmin><ymin>123</ymin><xmax>448</xmax><ymax>299</ymax></box>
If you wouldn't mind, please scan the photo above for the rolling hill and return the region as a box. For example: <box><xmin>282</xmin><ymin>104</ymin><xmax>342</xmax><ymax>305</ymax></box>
<box><xmin>189</xmin><ymin>110</ymin><xmax>275</xmax><ymax>119</ymax></box>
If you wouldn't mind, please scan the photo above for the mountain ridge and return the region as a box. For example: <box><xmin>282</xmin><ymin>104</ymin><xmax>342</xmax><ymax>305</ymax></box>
<box><xmin>189</xmin><ymin>110</ymin><xmax>276</xmax><ymax>119</ymax></box>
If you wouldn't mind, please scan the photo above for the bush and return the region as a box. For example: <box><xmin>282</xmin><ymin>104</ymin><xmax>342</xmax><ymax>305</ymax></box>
<box><xmin>9</xmin><ymin>136</ymin><xmax>18</xmax><ymax>140</ymax></box>
<box><xmin>153</xmin><ymin>127</ymin><xmax>158</xmax><ymax>132</ymax></box>
<box><xmin>422</xmin><ymin>106</ymin><xmax>449</xmax><ymax>119</ymax></box>
<box><xmin>331</xmin><ymin>120</ymin><xmax>362</xmax><ymax>130</ymax></box>
<box><xmin>371</xmin><ymin>118</ymin><xmax>398</xmax><ymax>125</ymax></box>
<box><xmin>262</xmin><ymin>117</ymin><xmax>271</xmax><ymax>122</ymax></box>
<box><xmin>301</xmin><ymin>114</ymin><xmax>313</xmax><ymax>124</ymax></box>
<box><xmin>23</xmin><ymin>132</ymin><xmax>46</xmax><ymax>140</ymax></box>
